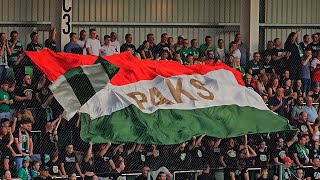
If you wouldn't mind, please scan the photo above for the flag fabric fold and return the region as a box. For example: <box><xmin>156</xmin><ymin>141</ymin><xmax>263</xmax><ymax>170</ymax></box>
<box><xmin>25</xmin><ymin>49</ymin><xmax>295</xmax><ymax>145</ymax></box>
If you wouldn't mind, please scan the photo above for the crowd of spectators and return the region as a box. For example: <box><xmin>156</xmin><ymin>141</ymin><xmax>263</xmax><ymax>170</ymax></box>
<box><xmin>0</xmin><ymin>27</ymin><xmax>320</xmax><ymax>180</ymax></box>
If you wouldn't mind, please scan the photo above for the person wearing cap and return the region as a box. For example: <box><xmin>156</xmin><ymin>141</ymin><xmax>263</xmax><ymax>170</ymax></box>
<box><xmin>273</xmin><ymin>156</ymin><xmax>293</xmax><ymax>180</ymax></box>
<box><xmin>17</xmin><ymin>157</ymin><xmax>31</xmax><ymax>180</ymax></box>
<box><xmin>0</xmin><ymin>78</ymin><xmax>13</xmax><ymax>120</ymax></box>
<box><xmin>33</xmin><ymin>165</ymin><xmax>51</xmax><ymax>180</ymax></box>
<box><xmin>13</xmin><ymin>118</ymin><xmax>33</xmax><ymax>171</ymax></box>
<box><xmin>178</xmin><ymin>39</ymin><xmax>191</xmax><ymax>64</ymax></box>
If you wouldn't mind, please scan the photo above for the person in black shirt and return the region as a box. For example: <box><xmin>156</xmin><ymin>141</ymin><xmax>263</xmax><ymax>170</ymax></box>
<box><xmin>60</xmin><ymin>144</ymin><xmax>83</xmax><ymax>177</ymax></box>
<box><xmin>219</xmin><ymin>138</ymin><xmax>240</xmax><ymax>180</ymax></box>
<box><xmin>33</xmin><ymin>165</ymin><xmax>52</xmax><ymax>180</ymax></box>
<box><xmin>284</xmin><ymin>32</ymin><xmax>303</xmax><ymax>81</ymax></box>
<box><xmin>109</xmin><ymin>157</ymin><xmax>125</xmax><ymax>180</ymax></box>
<box><xmin>203</xmin><ymin>137</ymin><xmax>221</xmax><ymax>170</ymax></box>
<box><xmin>94</xmin><ymin>142</ymin><xmax>112</xmax><ymax>178</ymax></box>
<box><xmin>299</xmin><ymin>34</ymin><xmax>310</xmax><ymax>51</ymax></box>
<box><xmin>260</xmin><ymin>41</ymin><xmax>274</xmax><ymax>58</ymax></box>
<box><xmin>44</xmin><ymin>28</ymin><xmax>57</xmax><ymax>52</ymax></box>
<box><xmin>189</xmin><ymin>134</ymin><xmax>206</xmax><ymax>169</ymax></box>
<box><xmin>197</xmin><ymin>165</ymin><xmax>215</xmax><ymax>180</ymax></box>
<box><xmin>262</xmin><ymin>54</ymin><xmax>275</xmax><ymax>74</ymax></box>
<box><xmin>268</xmin><ymin>87</ymin><xmax>290</xmax><ymax>117</ymax></box>
<box><xmin>306</xmin><ymin>33</ymin><xmax>320</xmax><ymax>57</ymax></box>
<box><xmin>14</xmin><ymin>74</ymin><xmax>39</xmax><ymax>109</ymax></box>
<box><xmin>153</xmin><ymin>33</ymin><xmax>169</xmax><ymax>59</ymax></box>
<box><xmin>257</xmin><ymin>168</ymin><xmax>270</xmax><ymax>180</ymax></box>
<box><xmin>305</xmin><ymin>157</ymin><xmax>320</xmax><ymax>180</ymax></box>
<box><xmin>120</xmin><ymin>34</ymin><xmax>137</xmax><ymax>54</ymax></box>
<box><xmin>135</xmin><ymin>166</ymin><xmax>150</xmax><ymax>180</ymax></box>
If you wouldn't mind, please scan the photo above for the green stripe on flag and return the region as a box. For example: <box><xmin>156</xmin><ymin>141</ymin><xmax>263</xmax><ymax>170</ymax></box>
<box><xmin>66</xmin><ymin>67</ymin><xmax>97</xmax><ymax>106</ymax></box>
<box><xmin>80</xmin><ymin>104</ymin><xmax>296</xmax><ymax>145</ymax></box>
<box><xmin>95</xmin><ymin>56</ymin><xmax>119</xmax><ymax>79</ymax></box>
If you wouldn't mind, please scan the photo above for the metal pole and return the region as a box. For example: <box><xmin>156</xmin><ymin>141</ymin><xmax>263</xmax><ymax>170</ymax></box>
<box><xmin>147</xmin><ymin>169</ymin><xmax>151</xmax><ymax>180</ymax></box>
<box><xmin>279</xmin><ymin>163</ymin><xmax>283</xmax><ymax>180</ymax></box>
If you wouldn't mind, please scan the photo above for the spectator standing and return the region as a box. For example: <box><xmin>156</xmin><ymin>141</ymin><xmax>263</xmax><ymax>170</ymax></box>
<box><xmin>137</xmin><ymin>33</ymin><xmax>156</xmax><ymax>54</ymax></box>
<box><xmin>120</xmin><ymin>33</ymin><xmax>137</xmax><ymax>54</ymax></box>
<box><xmin>64</xmin><ymin>32</ymin><xmax>82</xmax><ymax>54</ymax></box>
<box><xmin>0</xmin><ymin>125</ymin><xmax>16</xmax><ymax>177</ymax></box>
<box><xmin>13</xmin><ymin>119</ymin><xmax>33</xmax><ymax>171</ymax></box>
<box><xmin>246</xmin><ymin>52</ymin><xmax>263</xmax><ymax>76</ymax></box>
<box><xmin>197</xmin><ymin>165</ymin><xmax>215</xmax><ymax>180</ymax></box>
<box><xmin>215</xmin><ymin>39</ymin><xmax>226</xmax><ymax>62</ymax></box>
<box><xmin>293</xmin><ymin>112</ymin><xmax>313</xmax><ymax>135</ymax></box>
<box><xmin>140</xmin><ymin>41</ymin><xmax>153</xmax><ymax>59</ymax></box>
<box><xmin>311</xmin><ymin>51</ymin><xmax>320</xmax><ymax>87</ymax></box>
<box><xmin>219</xmin><ymin>138</ymin><xmax>240</xmax><ymax>180</ymax></box>
<box><xmin>188</xmin><ymin>39</ymin><xmax>200</xmax><ymax>60</ymax></box>
<box><xmin>44</xmin><ymin>28</ymin><xmax>57</xmax><ymax>52</ymax></box>
<box><xmin>305</xmin><ymin>157</ymin><xmax>320</xmax><ymax>180</ymax></box>
<box><xmin>229</xmin><ymin>41</ymin><xmax>241</xmax><ymax>60</ymax></box>
<box><xmin>299</xmin><ymin>34</ymin><xmax>311</xmax><ymax>51</ymax></box>
<box><xmin>199</xmin><ymin>36</ymin><xmax>214</xmax><ymax>59</ymax></box>
<box><xmin>234</xmin><ymin>33</ymin><xmax>250</xmax><ymax>66</ymax></box>
<box><xmin>173</xmin><ymin>35</ymin><xmax>184</xmax><ymax>52</ymax></box>
<box><xmin>8</xmin><ymin>31</ymin><xmax>23</xmax><ymax>68</ymax></box>
<box><xmin>273</xmin><ymin>157</ymin><xmax>293</xmax><ymax>180</ymax></box>
<box><xmin>291</xmin><ymin>96</ymin><xmax>305</xmax><ymax>121</ymax></box>
<box><xmin>301</xmin><ymin>48</ymin><xmax>313</xmax><ymax>95</ymax></box>
<box><xmin>94</xmin><ymin>142</ymin><xmax>112</xmax><ymax>179</ymax></box>
<box><xmin>0</xmin><ymin>79</ymin><xmax>13</xmax><ymax>120</ymax></box>
<box><xmin>272</xmin><ymin>37</ymin><xmax>286</xmax><ymax>75</ymax></box>
<box><xmin>232</xmin><ymin>57</ymin><xmax>245</xmax><ymax>77</ymax></box>
<box><xmin>178</xmin><ymin>39</ymin><xmax>191</xmax><ymax>64</ymax></box>
<box><xmin>110</xmin><ymin>32</ymin><xmax>121</xmax><ymax>53</ymax></box>
<box><xmin>261</xmin><ymin>40</ymin><xmax>274</xmax><ymax>58</ymax></box>
<box><xmin>135</xmin><ymin>166</ymin><xmax>150</xmax><ymax>180</ymax></box>
<box><xmin>284</xmin><ymin>32</ymin><xmax>304</xmax><ymax>80</ymax></box>
<box><xmin>303</xmin><ymin>96</ymin><xmax>318</xmax><ymax>122</ymax></box>
<box><xmin>60</xmin><ymin>144</ymin><xmax>83</xmax><ymax>177</ymax></box>
<box><xmin>0</xmin><ymin>33</ymin><xmax>12</xmax><ymax>82</ymax></box>
<box><xmin>14</xmin><ymin>74</ymin><xmax>39</xmax><ymax>110</ymax></box>
<box><xmin>153</xmin><ymin>33</ymin><xmax>169</xmax><ymax>59</ymax></box>
<box><xmin>76</xmin><ymin>30</ymin><xmax>87</xmax><ymax>55</ymax></box>
<box><xmin>109</xmin><ymin>157</ymin><xmax>125</xmax><ymax>180</ymax></box>
<box><xmin>25</xmin><ymin>32</ymin><xmax>44</xmax><ymax>80</ymax></box>
<box><xmin>268</xmin><ymin>87</ymin><xmax>290</xmax><ymax>117</ymax></box>
<box><xmin>307</xmin><ymin>33</ymin><xmax>320</xmax><ymax>57</ymax></box>
<box><xmin>100</xmin><ymin>35</ymin><xmax>117</xmax><ymax>56</ymax></box>
<box><xmin>289</xmin><ymin>135</ymin><xmax>310</xmax><ymax>168</ymax></box>
<box><xmin>85</xmin><ymin>28</ymin><xmax>101</xmax><ymax>56</ymax></box>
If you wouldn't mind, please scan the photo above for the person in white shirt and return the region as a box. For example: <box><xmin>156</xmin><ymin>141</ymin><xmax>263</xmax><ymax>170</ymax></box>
<box><xmin>101</xmin><ymin>35</ymin><xmax>116</xmax><ymax>56</ymax></box>
<box><xmin>85</xmin><ymin>28</ymin><xmax>101</xmax><ymax>56</ymax></box>
<box><xmin>110</xmin><ymin>32</ymin><xmax>120</xmax><ymax>54</ymax></box>
<box><xmin>215</xmin><ymin>39</ymin><xmax>226</xmax><ymax>62</ymax></box>
<box><xmin>229</xmin><ymin>41</ymin><xmax>241</xmax><ymax>59</ymax></box>
<box><xmin>76</xmin><ymin>30</ymin><xmax>87</xmax><ymax>55</ymax></box>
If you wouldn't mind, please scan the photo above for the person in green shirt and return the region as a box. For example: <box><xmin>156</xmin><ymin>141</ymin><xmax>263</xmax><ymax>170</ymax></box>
<box><xmin>188</xmin><ymin>39</ymin><xmax>200</xmax><ymax>60</ymax></box>
<box><xmin>199</xmin><ymin>36</ymin><xmax>214</xmax><ymax>59</ymax></box>
<box><xmin>31</xmin><ymin>161</ymin><xmax>40</xmax><ymax>178</ymax></box>
<box><xmin>17</xmin><ymin>157</ymin><xmax>31</xmax><ymax>180</ymax></box>
<box><xmin>178</xmin><ymin>39</ymin><xmax>191</xmax><ymax>64</ymax></box>
<box><xmin>0</xmin><ymin>78</ymin><xmax>13</xmax><ymax>120</ymax></box>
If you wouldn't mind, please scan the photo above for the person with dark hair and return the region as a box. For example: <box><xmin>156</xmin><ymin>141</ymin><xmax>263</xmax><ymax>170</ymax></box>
<box><xmin>261</xmin><ymin>40</ymin><xmax>274</xmax><ymax>58</ymax></box>
<box><xmin>235</xmin><ymin>33</ymin><xmax>250</xmax><ymax>66</ymax></box>
<box><xmin>77</xmin><ymin>30</ymin><xmax>87</xmax><ymax>54</ymax></box>
<box><xmin>153</xmin><ymin>33</ymin><xmax>169</xmax><ymax>59</ymax></box>
<box><xmin>140</xmin><ymin>41</ymin><xmax>154</xmax><ymax>59</ymax></box>
<box><xmin>284</xmin><ymin>31</ymin><xmax>304</xmax><ymax>80</ymax></box>
<box><xmin>8</xmin><ymin>30</ymin><xmax>23</xmax><ymax>68</ymax></box>
<box><xmin>197</xmin><ymin>165</ymin><xmax>215</xmax><ymax>180</ymax></box>
<box><xmin>120</xmin><ymin>33</ymin><xmax>136</xmax><ymax>54</ymax></box>
<box><xmin>64</xmin><ymin>32</ymin><xmax>81</xmax><ymax>54</ymax></box>
<box><xmin>85</xmin><ymin>28</ymin><xmax>101</xmax><ymax>56</ymax></box>
<box><xmin>178</xmin><ymin>39</ymin><xmax>191</xmax><ymax>64</ymax></box>
<box><xmin>246</xmin><ymin>52</ymin><xmax>263</xmax><ymax>76</ymax></box>
<box><xmin>299</xmin><ymin>34</ymin><xmax>310</xmax><ymax>51</ymax></box>
<box><xmin>0</xmin><ymin>32</ymin><xmax>12</xmax><ymax>83</ymax></box>
<box><xmin>101</xmin><ymin>35</ymin><xmax>117</xmax><ymax>56</ymax></box>
<box><xmin>268</xmin><ymin>87</ymin><xmax>290</xmax><ymax>117</ymax></box>
<box><xmin>306</xmin><ymin>33</ymin><xmax>320</xmax><ymax>57</ymax></box>
<box><xmin>199</xmin><ymin>36</ymin><xmax>214</xmax><ymax>59</ymax></box>
<box><xmin>137</xmin><ymin>33</ymin><xmax>156</xmax><ymax>54</ymax></box>
<box><xmin>60</xmin><ymin>144</ymin><xmax>83</xmax><ymax>177</ymax></box>
<box><xmin>44</xmin><ymin>28</ymin><xmax>57</xmax><ymax>52</ymax></box>
<box><xmin>33</xmin><ymin>165</ymin><xmax>51</xmax><ymax>180</ymax></box>
<box><xmin>109</xmin><ymin>157</ymin><xmax>125</xmax><ymax>180</ymax></box>
<box><xmin>135</xmin><ymin>166</ymin><xmax>150</xmax><ymax>180</ymax></box>
<box><xmin>0</xmin><ymin>78</ymin><xmax>13</xmax><ymax>120</ymax></box>
<box><xmin>305</xmin><ymin>157</ymin><xmax>320</xmax><ymax>180</ymax></box>
<box><xmin>215</xmin><ymin>38</ymin><xmax>226</xmax><ymax>62</ymax></box>
<box><xmin>110</xmin><ymin>32</ymin><xmax>121</xmax><ymax>53</ymax></box>
<box><xmin>288</xmin><ymin>134</ymin><xmax>310</xmax><ymax>168</ymax></box>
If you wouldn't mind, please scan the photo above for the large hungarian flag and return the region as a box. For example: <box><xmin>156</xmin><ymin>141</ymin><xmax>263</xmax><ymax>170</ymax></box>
<box><xmin>25</xmin><ymin>49</ymin><xmax>294</xmax><ymax>144</ymax></box>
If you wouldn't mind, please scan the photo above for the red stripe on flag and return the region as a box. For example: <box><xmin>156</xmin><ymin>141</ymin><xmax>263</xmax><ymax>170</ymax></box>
<box><xmin>25</xmin><ymin>49</ymin><xmax>244</xmax><ymax>86</ymax></box>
